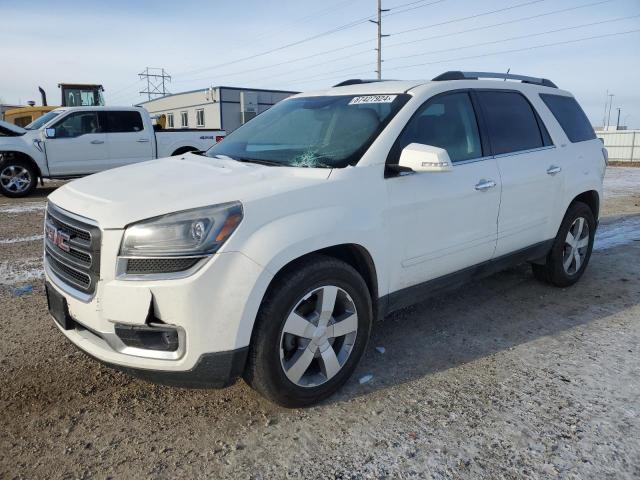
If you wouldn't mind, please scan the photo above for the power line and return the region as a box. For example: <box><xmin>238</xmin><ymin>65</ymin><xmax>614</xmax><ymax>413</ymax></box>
<box><xmin>392</xmin><ymin>0</ymin><xmax>547</xmax><ymax>36</ymax></box>
<box><xmin>383</xmin><ymin>29</ymin><xmax>640</xmax><ymax>72</ymax></box>
<box><xmin>385</xmin><ymin>14</ymin><xmax>639</xmax><ymax>63</ymax></box>
<box><xmin>138</xmin><ymin>67</ymin><xmax>171</xmax><ymax>101</ymax></box>
<box><xmin>384</xmin><ymin>0</ymin><xmax>613</xmax><ymax>49</ymax></box>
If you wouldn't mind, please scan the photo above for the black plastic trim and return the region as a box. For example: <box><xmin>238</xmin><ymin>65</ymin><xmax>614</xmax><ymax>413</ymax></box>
<box><xmin>381</xmin><ymin>240</ymin><xmax>553</xmax><ymax>315</ymax></box>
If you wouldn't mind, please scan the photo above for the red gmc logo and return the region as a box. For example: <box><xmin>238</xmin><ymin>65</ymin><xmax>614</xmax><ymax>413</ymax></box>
<box><xmin>46</xmin><ymin>224</ymin><xmax>71</xmax><ymax>252</ymax></box>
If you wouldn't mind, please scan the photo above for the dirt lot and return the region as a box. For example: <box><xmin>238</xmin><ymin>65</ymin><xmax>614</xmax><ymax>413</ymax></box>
<box><xmin>1</xmin><ymin>170</ymin><xmax>639</xmax><ymax>479</ymax></box>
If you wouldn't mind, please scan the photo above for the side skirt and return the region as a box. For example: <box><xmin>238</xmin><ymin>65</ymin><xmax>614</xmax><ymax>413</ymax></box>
<box><xmin>381</xmin><ymin>239</ymin><xmax>553</xmax><ymax>316</ymax></box>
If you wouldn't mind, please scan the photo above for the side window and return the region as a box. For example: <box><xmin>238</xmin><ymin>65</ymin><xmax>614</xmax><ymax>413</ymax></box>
<box><xmin>196</xmin><ymin>109</ymin><xmax>205</xmax><ymax>127</ymax></box>
<box><xmin>395</xmin><ymin>92</ymin><xmax>482</xmax><ymax>162</ymax></box>
<box><xmin>181</xmin><ymin>111</ymin><xmax>188</xmax><ymax>128</ymax></box>
<box><xmin>53</xmin><ymin>112</ymin><xmax>101</xmax><ymax>138</ymax></box>
<box><xmin>476</xmin><ymin>91</ymin><xmax>543</xmax><ymax>155</ymax></box>
<box><xmin>103</xmin><ymin>111</ymin><xmax>143</xmax><ymax>133</ymax></box>
<box><xmin>167</xmin><ymin>113</ymin><xmax>174</xmax><ymax>128</ymax></box>
<box><xmin>539</xmin><ymin>94</ymin><xmax>595</xmax><ymax>143</ymax></box>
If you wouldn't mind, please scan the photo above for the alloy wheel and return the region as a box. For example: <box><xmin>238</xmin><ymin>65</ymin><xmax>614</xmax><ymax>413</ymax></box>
<box><xmin>0</xmin><ymin>165</ymin><xmax>32</xmax><ymax>193</ymax></box>
<box><xmin>563</xmin><ymin>216</ymin><xmax>590</xmax><ymax>275</ymax></box>
<box><xmin>279</xmin><ymin>285</ymin><xmax>358</xmax><ymax>388</ymax></box>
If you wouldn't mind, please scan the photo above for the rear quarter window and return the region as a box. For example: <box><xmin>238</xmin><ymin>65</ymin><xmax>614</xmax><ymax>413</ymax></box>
<box><xmin>539</xmin><ymin>94</ymin><xmax>595</xmax><ymax>143</ymax></box>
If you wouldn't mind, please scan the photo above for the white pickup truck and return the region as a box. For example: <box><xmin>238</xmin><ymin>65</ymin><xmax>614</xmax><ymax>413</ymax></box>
<box><xmin>0</xmin><ymin>106</ymin><xmax>225</xmax><ymax>197</ymax></box>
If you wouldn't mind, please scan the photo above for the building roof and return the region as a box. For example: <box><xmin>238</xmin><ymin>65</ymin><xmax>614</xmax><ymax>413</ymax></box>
<box><xmin>137</xmin><ymin>86</ymin><xmax>299</xmax><ymax>105</ymax></box>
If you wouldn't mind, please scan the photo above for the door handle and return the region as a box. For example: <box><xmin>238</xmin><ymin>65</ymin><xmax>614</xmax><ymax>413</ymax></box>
<box><xmin>137</xmin><ymin>138</ymin><xmax>150</xmax><ymax>143</ymax></box>
<box><xmin>475</xmin><ymin>179</ymin><xmax>496</xmax><ymax>191</ymax></box>
<box><xmin>547</xmin><ymin>165</ymin><xmax>562</xmax><ymax>175</ymax></box>
<box><xmin>90</xmin><ymin>139</ymin><xmax>104</xmax><ymax>144</ymax></box>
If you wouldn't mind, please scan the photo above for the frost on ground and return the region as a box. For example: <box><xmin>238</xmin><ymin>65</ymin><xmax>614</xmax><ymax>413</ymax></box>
<box><xmin>0</xmin><ymin>234</ymin><xmax>44</xmax><ymax>245</ymax></box>
<box><xmin>0</xmin><ymin>258</ymin><xmax>44</xmax><ymax>285</ymax></box>
<box><xmin>0</xmin><ymin>202</ymin><xmax>46</xmax><ymax>214</ymax></box>
<box><xmin>604</xmin><ymin>167</ymin><xmax>640</xmax><ymax>198</ymax></box>
<box><xmin>595</xmin><ymin>215</ymin><xmax>640</xmax><ymax>251</ymax></box>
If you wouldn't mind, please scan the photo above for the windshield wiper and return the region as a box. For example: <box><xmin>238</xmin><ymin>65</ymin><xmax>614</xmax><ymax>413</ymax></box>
<box><xmin>233</xmin><ymin>157</ymin><xmax>285</xmax><ymax>167</ymax></box>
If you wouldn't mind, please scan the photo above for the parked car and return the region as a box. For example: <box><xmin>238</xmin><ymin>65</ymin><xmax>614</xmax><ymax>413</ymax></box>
<box><xmin>43</xmin><ymin>71</ymin><xmax>606</xmax><ymax>407</ymax></box>
<box><xmin>0</xmin><ymin>106</ymin><xmax>225</xmax><ymax>197</ymax></box>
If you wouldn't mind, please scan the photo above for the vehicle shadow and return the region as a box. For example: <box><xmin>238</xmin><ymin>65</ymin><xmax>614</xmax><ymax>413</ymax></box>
<box><xmin>329</xmin><ymin>243</ymin><xmax>640</xmax><ymax>405</ymax></box>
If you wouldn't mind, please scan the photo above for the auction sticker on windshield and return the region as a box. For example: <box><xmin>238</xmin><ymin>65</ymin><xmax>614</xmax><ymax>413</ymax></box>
<box><xmin>348</xmin><ymin>95</ymin><xmax>397</xmax><ymax>105</ymax></box>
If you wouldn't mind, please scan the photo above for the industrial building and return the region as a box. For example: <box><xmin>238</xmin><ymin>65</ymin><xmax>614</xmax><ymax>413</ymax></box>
<box><xmin>137</xmin><ymin>86</ymin><xmax>297</xmax><ymax>133</ymax></box>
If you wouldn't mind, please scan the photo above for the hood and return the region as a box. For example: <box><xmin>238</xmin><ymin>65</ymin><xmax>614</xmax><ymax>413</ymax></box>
<box><xmin>0</xmin><ymin>120</ymin><xmax>26</xmax><ymax>136</ymax></box>
<box><xmin>48</xmin><ymin>153</ymin><xmax>332</xmax><ymax>228</ymax></box>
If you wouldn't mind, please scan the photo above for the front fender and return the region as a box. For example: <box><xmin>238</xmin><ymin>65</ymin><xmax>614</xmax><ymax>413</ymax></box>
<box><xmin>0</xmin><ymin>138</ymin><xmax>48</xmax><ymax>176</ymax></box>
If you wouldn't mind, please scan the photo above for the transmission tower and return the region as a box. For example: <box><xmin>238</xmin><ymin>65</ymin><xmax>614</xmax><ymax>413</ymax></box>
<box><xmin>139</xmin><ymin>67</ymin><xmax>171</xmax><ymax>101</ymax></box>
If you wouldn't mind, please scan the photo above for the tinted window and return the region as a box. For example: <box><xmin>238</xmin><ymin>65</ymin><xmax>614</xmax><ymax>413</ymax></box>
<box><xmin>395</xmin><ymin>92</ymin><xmax>482</xmax><ymax>162</ymax></box>
<box><xmin>103</xmin><ymin>111</ymin><xmax>143</xmax><ymax>133</ymax></box>
<box><xmin>477</xmin><ymin>91</ymin><xmax>543</xmax><ymax>155</ymax></box>
<box><xmin>53</xmin><ymin>112</ymin><xmax>101</xmax><ymax>138</ymax></box>
<box><xmin>540</xmin><ymin>94</ymin><xmax>595</xmax><ymax>143</ymax></box>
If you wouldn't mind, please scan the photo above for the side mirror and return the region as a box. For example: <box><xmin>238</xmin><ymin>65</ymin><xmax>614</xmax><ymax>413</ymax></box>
<box><xmin>45</xmin><ymin>128</ymin><xmax>56</xmax><ymax>138</ymax></box>
<box><xmin>398</xmin><ymin>143</ymin><xmax>452</xmax><ymax>173</ymax></box>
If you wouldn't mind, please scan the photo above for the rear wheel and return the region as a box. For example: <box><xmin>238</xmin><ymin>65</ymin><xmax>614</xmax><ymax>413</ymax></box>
<box><xmin>532</xmin><ymin>201</ymin><xmax>595</xmax><ymax>287</ymax></box>
<box><xmin>244</xmin><ymin>255</ymin><xmax>372</xmax><ymax>407</ymax></box>
<box><xmin>0</xmin><ymin>158</ymin><xmax>38</xmax><ymax>197</ymax></box>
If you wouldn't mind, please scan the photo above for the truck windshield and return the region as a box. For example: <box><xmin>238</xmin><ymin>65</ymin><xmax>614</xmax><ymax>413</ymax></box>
<box><xmin>206</xmin><ymin>94</ymin><xmax>409</xmax><ymax>168</ymax></box>
<box><xmin>25</xmin><ymin>111</ymin><xmax>61</xmax><ymax>130</ymax></box>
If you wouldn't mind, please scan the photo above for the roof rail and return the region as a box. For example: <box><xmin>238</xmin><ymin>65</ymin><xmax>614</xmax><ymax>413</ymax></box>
<box><xmin>432</xmin><ymin>71</ymin><xmax>558</xmax><ymax>88</ymax></box>
<box><xmin>332</xmin><ymin>79</ymin><xmax>390</xmax><ymax>87</ymax></box>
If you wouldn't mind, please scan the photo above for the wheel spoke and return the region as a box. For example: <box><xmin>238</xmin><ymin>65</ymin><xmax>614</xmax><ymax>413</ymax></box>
<box><xmin>573</xmin><ymin>249</ymin><xmax>582</xmax><ymax>271</ymax></box>
<box><xmin>565</xmin><ymin>231</ymin><xmax>575</xmax><ymax>247</ymax></box>
<box><xmin>576</xmin><ymin>237</ymin><xmax>589</xmax><ymax>249</ymax></box>
<box><xmin>563</xmin><ymin>251</ymin><xmax>574</xmax><ymax>272</ymax></box>
<box><xmin>319</xmin><ymin>343</ymin><xmax>341</xmax><ymax>380</ymax></box>
<box><xmin>575</xmin><ymin>217</ymin><xmax>585</xmax><ymax>239</ymax></box>
<box><xmin>284</xmin><ymin>346</ymin><xmax>315</xmax><ymax>384</ymax></box>
<box><xmin>328</xmin><ymin>312</ymin><xmax>357</xmax><ymax>338</ymax></box>
<box><xmin>317</xmin><ymin>286</ymin><xmax>338</xmax><ymax>326</ymax></box>
<box><xmin>282</xmin><ymin>311</ymin><xmax>314</xmax><ymax>339</ymax></box>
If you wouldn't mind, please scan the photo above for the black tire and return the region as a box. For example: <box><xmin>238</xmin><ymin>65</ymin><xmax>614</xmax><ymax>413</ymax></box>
<box><xmin>532</xmin><ymin>201</ymin><xmax>596</xmax><ymax>287</ymax></box>
<box><xmin>0</xmin><ymin>156</ymin><xmax>38</xmax><ymax>198</ymax></box>
<box><xmin>244</xmin><ymin>255</ymin><xmax>373</xmax><ymax>408</ymax></box>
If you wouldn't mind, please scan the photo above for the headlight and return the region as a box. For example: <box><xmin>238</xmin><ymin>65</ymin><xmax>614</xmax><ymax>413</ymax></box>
<box><xmin>117</xmin><ymin>202</ymin><xmax>243</xmax><ymax>278</ymax></box>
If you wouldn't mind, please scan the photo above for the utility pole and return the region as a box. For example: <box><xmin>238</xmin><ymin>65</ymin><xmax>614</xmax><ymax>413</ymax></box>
<box><xmin>616</xmin><ymin>107</ymin><xmax>621</xmax><ymax>130</ymax></box>
<box><xmin>606</xmin><ymin>93</ymin><xmax>614</xmax><ymax>129</ymax></box>
<box><xmin>139</xmin><ymin>67</ymin><xmax>171</xmax><ymax>101</ymax></box>
<box><xmin>602</xmin><ymin>89</ymin><xmax>609</xmax><ymax>128</ymax></box>
<box><xmin>369</xmin><ymin>0</ymin><xmax>390</xmax><ymax>79</ymax></box>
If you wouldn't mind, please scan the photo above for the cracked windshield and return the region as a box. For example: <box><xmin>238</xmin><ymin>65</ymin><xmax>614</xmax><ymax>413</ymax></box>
<box><xmin>206</xmin><ymin>94</ymin><xmax>408</xmax><ymax>168</ymax></box>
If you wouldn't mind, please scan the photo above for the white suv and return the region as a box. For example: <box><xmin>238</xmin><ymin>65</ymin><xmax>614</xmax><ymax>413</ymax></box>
<box><xmin>44</xmin><ymin>71</ymin><xmax>606</xmax><ymax>407</ymax></box>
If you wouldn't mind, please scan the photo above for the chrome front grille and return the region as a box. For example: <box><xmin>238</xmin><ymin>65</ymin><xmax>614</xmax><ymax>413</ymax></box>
<box><xmin>44</xmin><ymin>204</ymin><xmax>101</xmax><ymax>296</ymax></box>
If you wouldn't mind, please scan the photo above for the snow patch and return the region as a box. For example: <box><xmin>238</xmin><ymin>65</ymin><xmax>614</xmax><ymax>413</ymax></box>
<box><xmin>604</xmin><ymin>167</ymin><xmax>640</xmax><ymax>199</ymax></box>
<box><xmin>594</xmin><ymin>216</ymin><xmax>640</xmax><ymax>251</ymax></box>
<box><xmin>0</xmin><ymin>234</ymin><xmax>44</xmax><ymax>245</ymax></box>
<box><xmin>0</xmin><ymin>202</ymin><xmax>46</xmax><ymax>214</ymax></box>
<box><xmin>0</xmin><ymin>258</ymin><xmax>44</xmax><ymax>285</ymax></box>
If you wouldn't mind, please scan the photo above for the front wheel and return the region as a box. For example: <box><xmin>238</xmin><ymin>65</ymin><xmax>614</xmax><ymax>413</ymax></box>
<box><xmin>532</xmin><ymin>201</ymin><xmax>596</xmax><ymax>287</ymax></box>
<box><xmin>0</xmin><ymin>158</ymin><xmax>38</xmax><ymax>197</ymax></box>
<box><xmin>244</xmin><ymin>255</ymin><xmax>372</xmax><ymax>407</ymax></box>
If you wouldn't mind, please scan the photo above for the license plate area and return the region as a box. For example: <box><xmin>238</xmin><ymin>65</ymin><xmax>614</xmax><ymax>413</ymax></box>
<box><xmin>45</xmin><ymin>282</ymin><xmax>76</xmax><ymax>330</ymax></box>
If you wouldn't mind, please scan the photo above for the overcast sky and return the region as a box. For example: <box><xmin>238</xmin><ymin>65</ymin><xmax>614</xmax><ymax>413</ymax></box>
<box><xmin>1</xmin><ymin>0</ymin><xmax>639</xmax><ymax>127</ymax></box>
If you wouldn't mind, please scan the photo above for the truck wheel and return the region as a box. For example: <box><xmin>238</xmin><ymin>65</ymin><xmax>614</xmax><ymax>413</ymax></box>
<box><xmin>532</xmin><ymin>201</ymin><xmax>596</xmax><ymax>287</ymax></box>
<box><xmin>0</xmin><ymin>158</ymin><xmax>38</xmax><ymax>197</ymax></box>
<box><xmin>244</xmin><ymin>255</ymin><xmax>372</xmax><ymax>407</ymax></box>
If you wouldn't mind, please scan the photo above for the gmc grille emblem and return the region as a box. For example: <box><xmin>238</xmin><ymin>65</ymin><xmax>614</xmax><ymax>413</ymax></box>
<box><xmin>46</xmin><ymin>224</ymin><xmax>71</xmax><ymax>252</ymax></box>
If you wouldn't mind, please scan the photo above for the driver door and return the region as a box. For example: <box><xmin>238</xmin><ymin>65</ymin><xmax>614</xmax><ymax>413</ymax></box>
<box><xmin>44</xmin><ymin>111</ymin><xmax>108</xmax><ymax>176</ymax></box>
<box><xmin>385</xmin><ymin>91</ymin><xmax>501</xmax><ymax>299</ymax></box>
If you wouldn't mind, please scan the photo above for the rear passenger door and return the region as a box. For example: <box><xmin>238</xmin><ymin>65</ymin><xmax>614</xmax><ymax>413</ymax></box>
<box><xmin>101</xmin><ymin>110</ymin><xmax>154</xmax><ymax>169</ymax></box>
<box><xmin>475</xmin><ymin>90</ymin><xmax>562</xmax><ymax>257</ymax></box>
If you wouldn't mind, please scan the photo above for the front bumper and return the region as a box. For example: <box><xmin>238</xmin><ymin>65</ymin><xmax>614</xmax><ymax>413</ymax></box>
<box><xmin>45</xmin><ymin>226</ymin><xmax>273</xmax><ymax>381</ymax></box>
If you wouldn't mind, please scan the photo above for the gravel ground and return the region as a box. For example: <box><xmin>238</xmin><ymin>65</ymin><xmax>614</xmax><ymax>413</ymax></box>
<box><xmin>0</xmin><ymin>169</ymin><xmax>639</xmax><ymax>479</ymax></box>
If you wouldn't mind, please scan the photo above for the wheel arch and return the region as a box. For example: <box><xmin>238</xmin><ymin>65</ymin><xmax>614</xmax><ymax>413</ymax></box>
<box><xmin>571</xmin><ymin>190</ymin><xmax>599</xmax><ymax>220</ymax></box>
<box><xmin>0</xmin><ymin>150</ymin><xmax>43</xmax><ymax>178</ymax></box>
<box><xmin>171</xmin><ymin>146</ymin><xmax>198</xmax><ymax>156</ymax></box>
